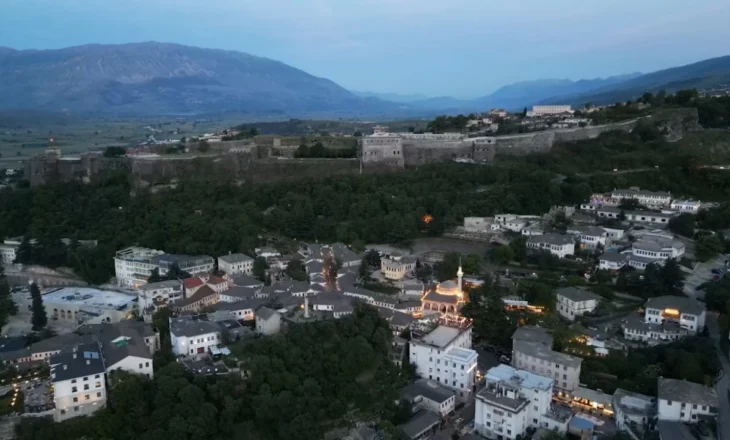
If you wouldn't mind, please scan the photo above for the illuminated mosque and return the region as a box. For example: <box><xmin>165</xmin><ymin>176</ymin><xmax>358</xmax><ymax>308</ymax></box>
<box><xmin>421</xmin><ymin>262</ymin><xmax>466</xmax><ymax>324</ymax></box>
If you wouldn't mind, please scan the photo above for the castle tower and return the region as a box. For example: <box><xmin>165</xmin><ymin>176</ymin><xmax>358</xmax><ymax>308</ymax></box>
<box><xmin>457</xmin><ymin>257</ymin><xmax>464</xmax><ymax>293</ymax></box>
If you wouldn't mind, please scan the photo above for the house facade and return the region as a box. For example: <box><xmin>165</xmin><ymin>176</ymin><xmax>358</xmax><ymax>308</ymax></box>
<box><xmin>526</xmin><ymin>233</ymin><xmax>575</xmax><ymax>259</ymax></box>
<box><xmin>555</xmin><ymin>287</ymin><xmax>601</xmax><ymax>321</ymax></box>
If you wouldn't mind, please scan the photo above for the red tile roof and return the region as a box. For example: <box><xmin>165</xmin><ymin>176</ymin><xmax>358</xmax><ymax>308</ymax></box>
<box><xmin>183</xmin><ymin>277</ymin><xmax>204</xmax><ymax>289</ymax></box>
<box><xmin>207</xmin><ymin>275</ymin><xmax>227</xmax><ymax>285</ymax></box>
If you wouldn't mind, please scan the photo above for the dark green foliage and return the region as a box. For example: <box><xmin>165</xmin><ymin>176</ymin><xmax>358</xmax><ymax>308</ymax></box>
<box><xmin>426</xmin><ymin>114</ymin><xmax>470</xmax><ymax>133</ymax></box>
<box><xmin>668</xmin><ymin>213</ymin><xmax>695</xmax><ymax>237</ymax></box>
<box><xmin>253</xmin><ymin>257</ymin><xmax>268</xmax><ymax>282</ymax></box>
<box><xmin>16</xmin><ymin>305</ymin><xmax>408</xmax><ymax>440</ymax></box>
<box><xmin>696</xmin><ymin>234</ymin><xmax>725</xmax><ymax>262</ymax></box>
<box><xmin>284</xmin><ymin>259</ymin><xmax>307</xmax><ymax>282</ymax></box>
<box><xmin>581</xmin><ymin>337</ymin><xmax>719</xmax><ymax>395</ymax></box>
<box><xmin>0</xmin><ymin>266</ymin><xmax>18</xmax><ymax>329</ymax></box>
<box><xmin>704</xmin><ymin>274</ymin><xmax>730</xmax><ymax>312</ymax></box>
<box><xmin>618</xmin><ymin>259</ymin><xmax>685</xmax><ymax>299</ymax></box>
<box><xmin>29</xmin><ymin>282</ymin><xmax>46</xmax><ymax>331</ymax></box>
<box><xmin>293</xmin><ymin>142</ymin><xmax>356</xmax><ymax>158</ymax></box>
<box><xmin>103</xmin><ymin>146</ymin><xmax>126</xmax><ymax>157</ymax></box>
<box><xmin>462</xmin><ymin>278</ymin><xmax>513</xmax><ymax>348</ymax></box>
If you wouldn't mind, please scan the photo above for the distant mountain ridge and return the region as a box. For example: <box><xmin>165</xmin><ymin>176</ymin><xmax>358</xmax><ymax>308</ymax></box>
<box><xmin>0</xmin><ymin>42</ymin><xmax>398</xmax><ymax>116</ymax></box>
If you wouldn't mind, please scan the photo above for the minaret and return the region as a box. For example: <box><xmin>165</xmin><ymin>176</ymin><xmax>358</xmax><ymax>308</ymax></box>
<box><xmin>457</xmin><ymin>257</ymin><xmax>464</xmax><ymax>294</ymax></box>
<box><xmin>304</xmin><ymin>296</ymin><xmax>310</xmax><ymax>319</ymax></box>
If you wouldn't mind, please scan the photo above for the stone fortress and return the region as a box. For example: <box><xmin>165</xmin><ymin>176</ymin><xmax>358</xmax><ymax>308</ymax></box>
<box><xmin>21</xmin><ymin>107</ymin><xmax>699</xmax><ymax>188</ymax></box>
<box><xmin>359</xmin><ymin>107</ymin><xmax>700</xmax><ymax>169</ymax></box>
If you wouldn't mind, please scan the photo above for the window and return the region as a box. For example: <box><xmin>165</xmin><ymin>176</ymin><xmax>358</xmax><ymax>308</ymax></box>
<box><xmin>145</xmin><ymin>362</ymin><xmax>150</xmax><ymax>367</ymax></box>
<box><xmin>95</xmin><ymin>374</ymin><xmax>100</xmax><ymax>379</ymax></box>
<box><xmin>71</xmin><ymin>379</ymin><xmax>77</xmax><ymax>384</ymax></box>
<box><xmin>667</xmin><ymin>401</ymin><xmax>672</xmax><ymax>406</ymax></box>
<box><xmin>702</xmin><ymin>405</ymin><xmax>707</xmax><ymax>410</ymax></box>
<box><xmin>74</xmin><ymin>406</ymin><xmax>79</xmax><ymax>412</ymax></box>
<box><xmin>72</xmin><ymin>386</ymin><xmax>77</xmax><ymax>393</ymax></box>
<box><xmin>85</xmin><ymin>394</ymin><xmax>90</xmax><ymax>401</ymax></box>
<box><xmin>73</xmin><ymin>397</ymin><xmax>78</xmax><ymax>403</ymax></box>
<box><xmin>693</xmin><ymin>404</ymin><xmax>697</xmax><ymax>409</ymax></box>
<box><xmin>84</xmin><ymin>384</ymin><xmax>89</xmax><ymax>391</ymax></box>
<box><xmin>461</xmin><ymin>365</ymin><xmax>464</xmax><ymax>370</ymax></box>
<box><xmin>83</xmin><ymin>376</ymin><xmax>88</xmax><ymax>381</ymax></box>
<box><xmin>60</xmin><ymin>409</ymin><xmax>66</xmax><ymax>415</ymax></box>
<box><xmin>139</xmin><ymin>363</ymin><xmax>143</xmax><ymax>369</ymax></box>
<box><xmin>533</xmin><ymin>418</ymin><xmax>538</xmax><ymax>424</ymax></box>
<box><xmin>95</xmin><ymin>382</ymin><xmax>101</xmax><ymax>388</ymax></box>
<box><xmin>97</xmin><ymin>392</ymin><xmax>102</xmax><ymax>398</ymax></box>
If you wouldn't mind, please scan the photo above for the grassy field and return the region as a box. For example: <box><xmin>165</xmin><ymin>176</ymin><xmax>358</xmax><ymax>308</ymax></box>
<box><xmin>0</xmin><ymin>113</ymin><xmax>249</xmax><ymax>162</ymax></box>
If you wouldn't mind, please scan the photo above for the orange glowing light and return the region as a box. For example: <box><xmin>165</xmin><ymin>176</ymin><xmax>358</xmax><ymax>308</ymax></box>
<box><xmin>422</xmin><ymin>214</ymin><xmax>434</xmax><ymax>224</ymax></box>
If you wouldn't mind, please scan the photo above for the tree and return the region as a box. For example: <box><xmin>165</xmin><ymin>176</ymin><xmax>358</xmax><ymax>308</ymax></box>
<box><xmin>103</xmin><ymin>146</ymin><xmax>127</xmax><ymax>157</ymax></box>
<box><xmin>30</xmin><ymin>282</ymin><xmax>47</xmax><ymax>331</ymax></box>
<box><xmin>618</xmin><ymin>198</ymin><xmax>641</xmax><ymax>210</ymax></box>
<box><xmin>696</xmin><ymin>235</ymin><xmax>725</xmax><ymax>262</ymax></box>
<box><xmin>493</xmin><ymin>245</ymin><xmax>514</xmax><ymax>265</ymax></box>
<box><xmin>197</xmin><ymin>139</ymin><xmax>211</xmax><ymax>152</ymax></box>
<box><xmin>415</xmin><ymin>264</ymin><xmax>432</xmax><ymax>283</ymax></box>
<box><xmin>14</xmin><ymin>236</ymin><xmax>32</xmax><ymax>264</ymax></box>
<box><xmin>285</xmin><ymin>259</ymin><xmax>307</xmax><ymax>282</ymax></box>
<box><xmin>253</xmin><ymin>257</ymin><xmax>268</xmax><ymax>282</ymax></box>
<box><xmin>669</xmin><ymin>213</ymin><xmax>695</xmax><ymax>237</ymax></box>
<box><xmin>0</xmin><ymin>267</ymin><xmax>18</xmax><ymax>329</ymax></box>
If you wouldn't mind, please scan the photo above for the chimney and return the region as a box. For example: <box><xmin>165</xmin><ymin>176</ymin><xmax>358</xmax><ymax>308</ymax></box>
<box><xmin>304</xmin><ymin>297</ymin><xmax>310</xmax><ymax>319</ymax></box>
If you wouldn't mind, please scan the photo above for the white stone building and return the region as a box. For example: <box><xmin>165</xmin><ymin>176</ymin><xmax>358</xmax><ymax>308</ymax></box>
<box><xmin>598</xmin><ymin>252</ymin><xmax>629</xmax><ymax>271</ymax></box>
<box><xmin>475</xmin><ymin>364</ymin><xmax>570</xmax><ymax>440</ymax></box>
<box><xmin>44</xmin><ymin>287</ymin><xmax>138</xmax><ymax>325</ymax></box>
<box><xmin>526</xmin><ymin>233</ymin><xmax>575</xmax><ymax>259</ymax></box>
<box><xmin>613</xmin><ymin>388</ymin><xmax>655</xmax><ymax>434</ymax></box>
<box><xmin>50</xmin><ymin>342</ymin><xmax>107</xmax><ymax>422</ymax></box>
<box><xmin>409</xmin><ymin>326</ymin><xmax>477</xmax><ymax>401</ymax></box>
<box><xmin>529</xmin><ymin>105</ymin><xmax>573</xmax><ymax>116</ymax></box>
<box><xmin>511</xmin><ymin>327</ymin><xmax>582</xmax><ymax>393</ymax></box>
<box><xmin>657</xmin><ymin>377</ymin><xmax>717</xmax><ymax>423</ymax></box>
<box><xmin>399</xmin><ymin>379</ymin><xmax>456</xmax><ymax>417</ymax></box>
<box><xmin>169</xmin><ymin>316</ymin><xmax>221</xmax><ymax>358</ymax></box>
<box><xmin>567</xmin><ymin>226</ymin><xmax>607</xmax><ymax>249</ymax></box>
<box><xmin>255</xmin><ymin>307</ymin><xmax>281</xmax><ymax>335</ymax></box>
<box><xmin>0</xmin><ymin>242</ymin><xmax>18</xmax><ymax>265</ymax></box>
<box><xmin>137</xmin><ymin>280</ymin><xmax>184</xmax><ymax>321</ymax></box>
<box><xmin>114</xmin><ymin>247</ymin><xmax>214</xmax><ymax>288</ymax></box>
<box><xmin>381</xmin><ymin>254</ymin><xmax>417</xmax><ymax>281</ymax></box>
<box><xmin>555</xmin><ymin>287</ymin><xmax>601</xmax><ymax>321</ymax></box>
<box><xmin>670</xmin><ymin>200</ymin><xmax>702</xmax><ymax>213</ymax></box>
<box><xmin>623</xmin><ymin>296</ymin><xmax>706</xmax><ymax>344</ymax></box>
<box><xmin>217</xmin><ymin>253</ymin><xmax>254</xmax><ymax>276</ymax></box>
<box><xmin>360</xmin><ymin>133</ymin><xmax>404</xmax><ymax>166</ymax></box>
<box><xmin>611</xmin><ymin>189</ymin><xmax>671</xmax><ymax>208</ymax></box>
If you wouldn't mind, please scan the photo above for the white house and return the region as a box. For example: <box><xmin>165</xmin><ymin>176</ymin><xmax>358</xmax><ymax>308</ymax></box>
<box><xmin>657</xmin><ymin>377</ymin><xmax>717</xmax><ymax>423</ymax></box>
<box><xmin>381</xmin><ymin>254</ymin><xmax>417</xmax><ymax>281</ymax></box>
<box><xmin>137</xmin><ymin>280</ymin><xmax>183</xmax><ymax>321</ymax></box>
<box><xmin>555</xmin><ymin>287</ymin><xmax>601</xmax><ymax>321</ymax></box>
<box><xmin>169</xmin><ymin>316</ymin><xmax>221</xmax><ymax>358</ymax></box>
<box><xmin>255</xmin><ymin>307</ymin><xmax>281</xmax><ymax>335</ymax></box>
<box><xmin>0</xmin><ymin>242</ymin><xmax>18</xmax><ymax>265</ymax></box>
<box><xmin>603</xmin><ymin>227</ymin><xmax>626</xmax><ymax>241</ymax></box>
<box><xmin>611</xmin><ymin>189</ymin><xmax>671</xmax><ymax>208</ymax></box>
<box><xmin>623</xmin><ymin>296</ymin><xmax>706</xmax><ymax>343</ymax></box>
<box><xmin>530</xmin><ymin>105</ymin><xmax>573</xmax><ymax>116</ymax></box>
<box><xmin>511</xmin><ymin>327</ymin><xmax>582</xmax><ymax>393</ymax></box>
<box><xmin>670</xmin><ymin>200</ymin><xmax>702</xmax><ymax>214</ymax></box>
<box><xmin>217</xmin><ymin>253</ymin><xmax>254</xmax><ymax>276</ymax></box>
<box><xmin>598</xmin><ymin>252</ymin><xmax>629</xmax><ymax>271</ymax></box>
<box><xmin>114</xmin><ymin>247</ymin><xmax>165</xmax><ymax>288</ymax></box>
<box><xmin>399</xmin><ymin>379</ymin><xmax>456</xmax><ymax>417</ymax></box>
<box><xmin>475</xmin><ymin>364</ymin><xmax>570</xmax><ymax>440</ymax></box>
<box><xmin>50</xmin><ymin>342</ymin><xmax>107</xmax><ymax>422</ymax></box>
<box><xmin>409</xmin><ymin>326</ymin><xmax>477</xmax><ymax>401</ymax></box>
<box><xmin>624</xmin><ymin>210</ymin><xmax>675</xmax><ymax>226</ymax></box>
<box><xmin>613</xmin><ymin>388</ymin><xmax>655</xmax><ymax>434</ymax></box>
<box><xmin>567</xmin><ymin>226</ymin><xmax>607</xmax><ymax>249</ymax></box>
<box><xmin>526</xmin><ymin>233</ymin><xmax>575</xmax><ymax>259</ymax></box>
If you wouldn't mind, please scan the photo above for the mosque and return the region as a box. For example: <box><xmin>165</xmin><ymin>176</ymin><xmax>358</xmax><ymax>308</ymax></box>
<box><xmin>421</xmin><ymin>263</ymin><xmax>467</xmax><ymax>324</ymax></box>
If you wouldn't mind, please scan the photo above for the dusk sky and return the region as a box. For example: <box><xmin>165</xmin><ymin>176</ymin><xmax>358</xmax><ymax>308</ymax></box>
<box><xmin>2</xmin><ymin>0</ymin><xmax>730</xmax><ymax>98</ymax></box>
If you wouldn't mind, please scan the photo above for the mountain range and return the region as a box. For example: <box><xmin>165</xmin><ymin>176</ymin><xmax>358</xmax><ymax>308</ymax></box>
<box><xmin>1</xmin><ymin>42</ymin><xmax>729</xmax><ymax>117</ymax></box>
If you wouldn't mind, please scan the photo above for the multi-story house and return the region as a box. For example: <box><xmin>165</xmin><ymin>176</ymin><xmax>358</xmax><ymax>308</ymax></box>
<box><xmin>670</xmin><ymin>200</ymin><xmax>702</xmax><ymax>214</ymax></box>
<box><xmin>381</xmin><ymin>254</ymin><xmax>417</xmax><ymax>281</ymax></box>
<box><xmin>217</xmin><ymin>253</ymin><xmax>254</xmax><ymax>276</ymax></box>
<box><xmin>526</xmin><ymin>233</ymin><xmax>575</xmax><ymax>259</ymax></box>
<box><xmin>611</xmin><ymin>189</ymin><xmax>671</xmax><ymax>208</ymax></box>
<box><xmin>657</xmin><ymin>378</ymin><xmax>717</xmax><ymax>423</ymax></box>
<box><xmin>598</xmin><ymin>252</ymin><xmax>629</xmax><ymax>271</ymax></box>
<box><xmin>511</xmin><ymin>326</ymin><xmax>582</xmax><ymax>393</ymax></box>
<box><xmin>623</xmin><ymin>210</ymin><xmax>675</xmax><ymax>226</ymax></box>
<box><xmin>409</xmin><ymin>326</ymin><xmax>478</xmax><ymax>401</ymax></box>
<box><xmin>50</xmin><ymin>342</ymin><xmax>107</xmax><ymax>422</ymax></box>
<box><xmin>567</xmin><ymin>226</ymin><xmax>607</xmax><ymax>249</ymax></box>
<box><xmin>169</xmin><ymin>316</ymin><xmax>221</xmax><ymax>358</ymax></box>
<box><xmin>137</xmin><ymin>280</ymin><xmax>184</xmax><ymax>321</ymax></box>
<box><xmin>475</xmin><ymin>364</ymin><xmax>570</xmax><ymax>440</ymax></box>
<box><xmin>613</xmin><ymin>388</ymin><xmax>655</xmax><ymax>434</ymax></box>
<box><xmin>555</xmin><ymin>287</ymin><xmax>601</xmax><ymax>321</ymax></box>
<box><xmin>114</xmin><ymin>247</ymin><xmax>214</xmax><ymax>288</ymax></box>
<box><xmin>0</xmin><ymin>241</ymin><xmax>18</xmax><ymax>265</ymax></box>
<box><xmin>623</xmin><ymin>296</ymin><xmax>706</xmax><ymax>343</ymax></box>
<box><xmin>399</xmin><ymin>379</ymin><xmax>456</xmax><ymax>418</ymax></box>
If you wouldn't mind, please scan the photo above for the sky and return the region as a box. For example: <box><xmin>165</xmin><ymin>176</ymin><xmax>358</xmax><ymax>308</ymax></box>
<box><xmin>2</xmin><ymin>0</ymin><xmax>730</xmax><ymax>98</ymax></box>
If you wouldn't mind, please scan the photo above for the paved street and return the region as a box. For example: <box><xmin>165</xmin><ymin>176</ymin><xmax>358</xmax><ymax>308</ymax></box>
<box><xmin>707</xmin><ymin>314</ymin><xmax>729</xmax><ymax>440</ymax></box>
<box><xmin>684</xmin><ymin>255</ymin><xmax>727</xmax><ymax>300</ymax></box>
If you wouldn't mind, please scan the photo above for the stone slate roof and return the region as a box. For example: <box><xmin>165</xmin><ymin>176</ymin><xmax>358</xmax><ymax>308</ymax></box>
<box><xmin>644</xmin><ymin>295</ymin><xmax>705</xmax><ymax>316</ymax></box>
<box><xmin>658</xmin><ymin>377</ymin><xmax>717</xmax><ymax>407</ymax></box>
<box><xmin>527</xmin><ymin>233</ymin><xmax>574</xmax><ymax>246</ymax></box>
<box><xmin>556</xmin><ymin>287</ymin><xmax>601</xmax><ymax>303</ymax></box>
<box><xmin>399</xmin><ymin>410</ymin><xmax>441</xmax><ymax>439</ymax></box>
<box><xmin>400</xmin><ymin>379</ymin><xmax>455</xmax><ymax>404</ymax></box>
<box><xmin>511</xmin><ymin>326</ymin><xmax>553</xmax><ymax>347</ymax></box>
<box><xmin>230</xmin><ymin>274</ymin><xmax>264</xmax><ymax>287</ymax></box>
<box><xmin>599</xmin><ymin>252</ymin><xmax>629</xmax><ymax>263</ymax></box>
<box><xmin>217</xmin><ymin>253</ymin><xmax>254</xmax><ymax>264</ymax></box>
<box><xmin>139</xmin><ymin>280</ymin><xmax>182</xmax><ymax>291</ymax></box>
<box><xmin>170</xmin><ymin>317</ymin><xmax>220</xmax><ymax>338</ymax></box>
<box><xmin>256</xmin><ymin>306</ymin><xmax>278</xmax><ymax>321</ymax></box>
<box><xmin>513</xmin><ymin>340</ymin><xmax>582</xmax><ymax>368</ymax></box>
<box><xmin>50</xmin><ymin>342</ymin><xmax>106</xmax><ymax>382</ymax></box>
